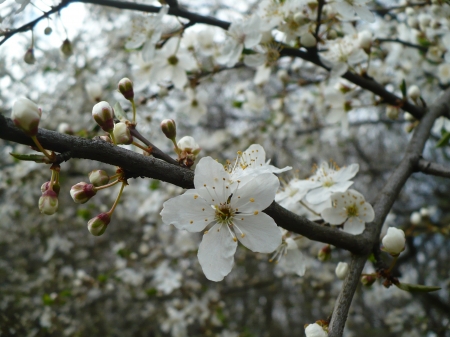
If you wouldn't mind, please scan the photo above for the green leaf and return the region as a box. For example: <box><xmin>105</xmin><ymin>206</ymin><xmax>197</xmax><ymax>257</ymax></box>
<box><xmin>114</xmin><ymin>102</ymin><xmax>128</xmax><ymax>121</ymax></box>
<box><xmin>394</xmin><ymin>282</ymin><xmax>441</xmax><ymax>293</ymax></box>
<box><xmin>149</xmin><ymin>180</ymin><xmax>160</xmax><ymax>190</ymax></box>
<box><xmin>400</xmin><ymin>79</ymin><xmax>407</xmax><ymax>99</ymax></box>
<box><xmin>10</xmin><ymin>152</ymin><xmax>47</xmax><ymax>163</ymax></box>
<box><xmin>436</xmin><ymin>131</ymin><xmax>450</xmax><ymax>148</ymax></box>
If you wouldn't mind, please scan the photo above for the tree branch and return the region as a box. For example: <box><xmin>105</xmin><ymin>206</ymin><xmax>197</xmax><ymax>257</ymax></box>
<box><xmin>0</xmin><ymin>114</ymin><xmax>368</xmax><ymax>253</ymax></box>
<box><xmin>416</xmin><ymin>159</ymin><xmax>450</xmax><ymax>178</ymax></box>
<box><xmin>376</xmin><ymin>38</ymin><xmax>428</xmax><ymax>52</ymax></box>
<box><xmin>328</xmin><ymin>87</ymin><xmax>450</xmax><ymax>337</ymax></box>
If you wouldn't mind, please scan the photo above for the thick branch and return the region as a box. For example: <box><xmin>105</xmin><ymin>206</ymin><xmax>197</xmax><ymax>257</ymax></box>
<box><xmin>0</xmin><ymin>114</ymin><xmax>366</xmax><ymax>253</ymax></box>
<box><xmin>328</xmin><ymin>88</ymin><xmax>450</xmax><ymax>337</ymax></box>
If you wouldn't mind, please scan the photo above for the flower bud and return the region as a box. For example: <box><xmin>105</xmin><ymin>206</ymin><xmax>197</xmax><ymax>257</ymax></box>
<box><xmin>318</xmin><ymin>245</ymin><xmax>331</xmax><ymax>261</ymax></box>
<box><xmin>24</xmin><ymin>48</ymin><xmax>36</xmax><ymax>65</ymax></box>
<box><xmin>335</xmin><ymin>262</ymin><xmax>349</xmax><ymax>280</ymax></box>
<box><xmin>300</xmin><ymin>32</ymin><xmax>316</xmax><ymax>48</ymax></box>
<box><xmin>86</xmin><ymin>83</ymin><xmax>103</xmax><ymax>102</ymax></box>
<box><xmin>305</xmin><ymin>323</ymin><xmax>328</xmax><ymax>337</ymax></box>
<box><xmin>57</xmin><ymin>122</ymin><xmax>73</xmax><ymax>134</ymax></box>
<box><xmin>161</xmin><ymin>119</ymin><xmax>177</xmax><ymax>140</ymax></box>
<box><xmin>361</xmin><ymin>274</ymin><xmax>377</xmax><ymax>287</ymax></box>
<box><xmin>44</xmin><ymin>27</ymin><xmax>52</xmax><ymax>35</ymax></box>
<box><xmin>99</xmin><ymin>135</ymin><xmax>113</xmax><ymax>143</ymax></box>
<box><xmin>381</xmin><ymin>227</ymin><xmax>406</xmax><ymax>256</ymax></box>
<box><xmin>60</xmin><ymin>39</ymin><xmax>73</xmax><ymax>58</ymax></box>
<box><xmin>277</xmin><ymin>69</ymin><xmax>289</xmax><ymax>82</ymax></box>
<box><xmin>358</xmin><ymin>31</ymin><xmax>372</xmax><ymax>53</ymax></box>
<box><xmin>385</xmin><ymin>105</ymin><xmax>399</xmax><ymax>120</ymax></box>
<box><xmin>89</xmin><ymin>170</ymin><xmax>109</xmax><ymax>187</ymax></box>
<box><xmin>39</xmin><ymin>190</ymin><xmax>58</xmax><ymax>215</ymax></box>
<box><xmin>11</xmin><ymin>97</ymin><xmax>41</xmax><ymax>136</ymax></box>
<box><xmin>41</xmin><ymin>181</ymin><xmax>61</xmax><ymax>196</ymax></box>
<box><xmin>404</xmin><ymin>112</ymin><xmax>416</xmax><ymax>121</ymax></box>
<box><xmin>118</xmin><ymin>78</ymin><xmax>134</xmax><ymax>100</ymax></box>
<box><xmin>87</xmin><ymin>212</ymin><xmax>111</xmax><ymax>236</ymax></box>
<box><xmin>407</xmin><ymin>85</ymin><xmax>421</xmax><ymax>100</ymax></box>
<box><xmin>177</xmin><ymin>136</ymin><xmax>200</xmax><ymax>155</ymax></box>
<box><xmin>92</xmin><ymin>101</ymin><xmax>115</xmax><ymax>132</ymax></box>
<box><xmin>70</xmin><ymin>182</ymin><xmax>97</xmax><ymax>204</ymax></box>
<box><xmin>293</xmin><ymin>12</ymin><xmax>309</xmax><ymax>25</ymax></box>
<box><xmin>113</xmin><ymin>122</ymin><xmax>133</xmax><ymax>145</ymax></box>
<box><xmin>327</xmin><ymin>30</ymin><xmax>337</xmax><ymax>40</ymax></box>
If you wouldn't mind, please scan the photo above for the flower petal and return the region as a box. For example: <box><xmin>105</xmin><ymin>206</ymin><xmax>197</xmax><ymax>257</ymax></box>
<box><xmin>198</xmin><ymin>223</ymin><xmax>237</xmax><ymax>281</ymax></box>
<box><xmin>161</xmin><ymin>190</ymin><xmax>215</xmax><ymax>232</ymax></box>
<box><xmin>231</xmin><ymin>173</ymin><xmax>279</xmax><ymax>212</ymax></box>
<box><xmin>194</xmin><ymin>157</ymin><xmax>230</xmax><ymax>202</ymax></box>
<box><xmin>343</xmin><ymin>217</ymin><xmax>365</xmax><ymax>235</ymax></box>
<box><xmin>321</xmin><ymin>206</ymin><xmax>347</xmax><ymax>225</ymax></box>
<box><xmin>333</xmin><ymin>163</ymin><xmax>359</xmax><ymax>181</ymax></box>
<box><xmin>235</xmin><ymin>212</ymin><xmax>281</xmax><ymax>253</ymax></box>
<box><xmin>283</xmin><ymin>246</ymin><xmax>305</xmax><ymax>276</ymax></box>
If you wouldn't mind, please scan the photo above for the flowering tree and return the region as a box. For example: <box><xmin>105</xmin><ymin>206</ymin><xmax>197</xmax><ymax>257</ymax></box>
<box><xmin>1</xmin><ymin>0</ymin><xmax>450</xmax><ymax>336</ymax></box>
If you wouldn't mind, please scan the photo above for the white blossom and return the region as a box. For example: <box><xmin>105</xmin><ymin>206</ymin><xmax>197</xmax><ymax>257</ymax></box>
<box><xmin>305</xmin><ymin>323</ymin><xmax>328</xmax><ymax>337</ymax></box>
<box><xmin>321</xmin><ymin>189</ymin><xmax>375</xmax><ymax>235</ymax></box>
<box><xmin>335</xmin><ymin>262</ymin><xmax>349</xmax><ymax>280</ymax></box>
<box><xmin>161</xmin><ymin>156</ymin><xmax>282</xmax><ymax>281</ymax></box>
<box><xmin>332</xmin><ymin>0</ymin><xmax>375</xmax><ymax>23</ymax></box>
<box><xmin>382</xmin><ymin>227</ymin><xmax>405</xmax><ymax>256</ymax></box>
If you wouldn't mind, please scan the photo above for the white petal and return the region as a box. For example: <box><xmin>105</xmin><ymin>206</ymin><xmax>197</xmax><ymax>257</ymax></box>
<box><xmin>306</xmin><ymin>187</ymin><xmax>331</xmax><ymax>204</ymax></box>
<box><xmin>355</xmin><ymin>6</ymin><xmax>375</xmax><ymax>23</ymax></box>
<box><xmin>198</xmin><ymin>223</ymin><xmax>237</xmax><ymax>281</ymax></box>
<box><xmin>241</xmin><ymin>144</ymin><xmax>266</xmax><ymax>168</ymax></box>
<box><xmin>160</xmin><ymin>190</ymin><xmax>215</xmax><ymax>232</ymax></box>
<box><xmin>343</xmin><ymin>217</ymin><xmax>365</xmax><ymax>235</ymax></box>
<box><xmin>235</xmin><ymin>212</ymin><xmax>281</xmax><ymax>253</ymax></box>
<box><xmin>328</xmin><ymin>180</ymin><xmax>354</xmax><ymax>193</ymax></box>
<box><xmin>194</xmin><ymin>157</ymin><xmax>230</xmax><ymax>202</ymax></box>
<box><xmin>231</xmin><ymin>173</ymin><xmax>279</xmax><ymax>212</ymax></box>
<box><xmin>359</xmin><ymin>202</ymin><xmax>375</xmax><ymax>222</ymax></box>
<box><xmin>322</xmin><ymin>206</ymin><xmax>347</xmax><ymax>225</ymax></box>
<box><xmin>283</xmin><ymin>247</ymin><xmax>305</xmax><ymax>276</ymax></box>
<box><xmin>141</xmin><ymin>41</ymin><xmax>156</xmax><ymax>62</ymax></box>
<box><xmin>244</xmin><ymin>54</ymin><xmax>266</xmax><ymax>67</ymax></box>
<box><xmin>333</xmin><ymin>163</ymin><xmax>359</xmax><ymax>182</ymax></box>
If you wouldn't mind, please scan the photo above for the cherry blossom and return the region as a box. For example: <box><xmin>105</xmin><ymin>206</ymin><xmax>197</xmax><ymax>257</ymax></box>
<box><xmin>161</xmin><ymin>156</ymin><xmax>281</xmax><ymax>281</ymax></box>
<box><xmin>321</xmin><ymin>189</ymin><xmax>375</xmax><ymax>235</ymax></box>
<box><xmin>305</xmin><ymin>162</ymin><xmax>359</xmax><ymax>204</ymax></box>
<box><xmin>332</xmin><ymin>0</ymin><xmax>375</xmax><ymax>23</ymax></box>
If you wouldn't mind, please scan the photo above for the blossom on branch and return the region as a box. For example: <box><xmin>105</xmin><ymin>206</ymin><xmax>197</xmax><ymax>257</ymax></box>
<box><xmin>161</xmin><ymin>157</ymin><xmax>282</xmax><ymax>281</ymax></box>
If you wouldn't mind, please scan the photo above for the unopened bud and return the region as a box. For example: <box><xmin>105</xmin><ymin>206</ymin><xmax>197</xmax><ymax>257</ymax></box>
<box><xmin>113</xmin><ymin>122</ymin><xmax>133</xmax><ymax>145</ymax></box>
<box><xmin>86</xmin><ymin>83</ymin><xmax>103</xmax><ymax>102</ymax></box>
<box><xmin>11</xmin><ymin>97</ymin><xmax>41</xmax><ymax>136</ymax></box>
<box><xmin>118</xmin><ymin>78</ymin><xmax>134</xmax><ymax>100</ymax></box>
<box><xmin>177</xmin><ymin>136</ymin><xmax>200</xmax><ymax>154</ymax></box>
<box><xmin>87</xmin><ymin>212</ymin><xmax>111</xmax><ymax>236</ymax></box>
<box><xmin>407</xmin><ymin>85</ymin><xmax>421</xmax><ymax>100</ymax></box>
<box><xmin>89</xmin><ymin>170</ymin><xmax>109</xmax><ymax>187</ymax></box>
<box><xmin>305</xmin><ymin>323</ymin><xmax>328</xmax><ymax>337</ymax></box>
<box><xmin>335</xmin><ymin>262</ymin><xmax>349</xmax><ymax>280</ymax></box>
<box><xmin>385</xmin><ymin>105</ymin><xmax>399</xmax><ymax>120</ymax></box>
<box><xmin>57</xmin><ymin>122</ymin><xmax>73</xmax><ymax>134</ymax></box>
<box><xmin>70</xmin><ymin>182</ymin><xmax>97</xmax><ymax>204</ymax></box>
<box><xmin>404</xmin><ymin>112</ymin><xmax>416</xmax><ymax>121</ymax></box>
<box><xmin>381</xmin><ymin>227</ymin><xmax>406</xmax><ymax>256</ymax></box>
<box><xmin>318</xmin><ymin>245</ymin><xmax>331</xmax><ymax>261</ymax></box>
<box><xmin>92</xmin><ymin>101</ymin><xmax>115</xmax><ymax>132</ymax></box>
<box><xmin>361</xmin><ymin>274</ymin><xmax>377</xmax><ymax>287</ymax></box>
<box><xmin>161</xmin><ymin>119</ymin><xmax>177</xmax><ymax>140</ymax></box>
<box><xmin>358</xmin><ymin>31</ymin><xmax>372</xmax><ymax>53</ymax></box>
<box><xmin>39</xmin><ymin>190</ymin><xmax>59</xmax><ymax>215</ymax></box>
<box><xmin>60</xmin><ymin>39</ymin><xmax>73</xmax><ymax>58</ymax></box>
<box><xmin>41</xmin><ymin>181</ymin><xmax>61</xmax><ymax>196</ymax></box>
<box><xmin>24</xmin><ymin>48</ymin><xmax>36</xmax><ymax>65</ymax></box>
<box><xmin>300</xmin><ymin>32</ymin><xmax>317</xmax><ymax>48</ymax></box>
<box><xmin>44</xmin><ymin>27</ymin><xmax>52</xmax><ymax>35</ymax></box>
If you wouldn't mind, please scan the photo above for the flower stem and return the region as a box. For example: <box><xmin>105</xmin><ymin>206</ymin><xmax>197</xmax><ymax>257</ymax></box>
<box><xmin>94</xmin><ymin>179</ymin><xmax>120</xmax><ymax>191</ymax></box>
<box><xmin>31</xmin><ymin>135</ymin><xmax>54</xmax><ymax>161</ymax></box>
<box><xmin>131</xmin><ymin>99</ymin><xmax>137</xmax><ymax>123</ymax></box>
<box><xmin>109</xmin><ymin>130</ymin><xmax>117</xmax><ymax>145</ymax></box>
<box><xmin>387</xmin><ymin>255</ymin><xmax>399</xmax><ymax>273</ymax></box>
<box><xmin>108</xmin><ymin>181</ymin><xmax>126</xmax><ymax>215</ymax></box>
<box><xmin>299</xmin><ymin>201</ymin><xmax>320</xmax><ymax>216</ymax></box>
<box><xmin>132</xmin><ymin>141</ymin><xmax>151</xmax><ymax>153</ymax></box>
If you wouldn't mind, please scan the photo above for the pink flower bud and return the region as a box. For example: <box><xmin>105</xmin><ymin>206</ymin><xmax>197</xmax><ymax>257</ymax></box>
<box><xmin>118</xmin><ymin>78</ymin><xmax>134</xmax><ymax>100</ymax></box>
<box><xmin>87</xmin><ymin>212</ymin><xmax>111</xmax><ymax>236</ymax></box>
<box><xmin>11</xmin><ymin>98</ymin><xmax>41</xmax><ymax>136</ymax></box>
<box><xmin>161</xmin><ymin>119</ymin><xmax>177</xmax><ymax>140</ymax></box>
<box><xmin>24</xmin><ymin>48</ymin><xmax>36</xmax><ymax>65</ymax></box>
<box><xmin>39</xmin><ymin>190</ymin><xmax>59</xmax><ymax>215</ymax></box>
<box><xmin>113</xmin><ymin>122</ymin><xmax>133</xmax><ymax>145</ymax></box>
<box><xmin>88</xmin><ymin>170</ymin><xmax>109</xmax><ymax>187</ymax></box>
<box><xmin>361</xmin><ymin>275</ymin><xmax>377</xmax><ymax>287</ymax></box>
<box><xmin>92</xmin><ymin>101</ymin><xmax>115</xmax><ymax>132</ymax></box>
<box><xmin>41</xmin><ymin>181</ymin><xmax>61</xmax><ymax>196</ymax></box>
<box><xmin>70</xmin><ymin>182</ymin><xmax>97</xmax><ymax>204</ymax></box>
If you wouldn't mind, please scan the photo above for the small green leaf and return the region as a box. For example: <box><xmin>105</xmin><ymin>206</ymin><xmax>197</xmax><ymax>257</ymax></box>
<box><xmin>400</xmin><ymin>79</ymin><xmax>407</xmax><ymax>99</ymax></box>
<box><xmin>10</xmin><ymin>152</ymin><xmax>47</xmax><ymax>163</ymax></box>
<box><xmin>149</xmin><ymin>180</ymin><xmax>160</xmax><ymax>190</ymax></box>
<box><xmin>145</xmin><ymin>288</ymin><xmax>157</xmax><ymax>296</ymax></box>
<box><xmin>232</xmin><ymin>101</ymin><xmax>243</xmax><ymax>108</ymax></box>
<box><xmin>395</xmin><ymin>282</ymin><xmax>441</xmax><ymax>293</ymax></box>
<box><xmin>114</xmin><ymin>102</ymin><xmax>128</xmax><ymax>121</ymax></box>
<box><xmin>436</xmin><ymin>131</ymin><xmax>450</xmax><ymax>148</ymax></box>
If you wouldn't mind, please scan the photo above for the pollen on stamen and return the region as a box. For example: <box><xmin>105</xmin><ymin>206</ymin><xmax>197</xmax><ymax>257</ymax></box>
<box><xmin>241</xmin><ymin>233</ymin><xmax>245</xmax><ymax>238</ymax></box>
<box><xmin>205</xmin><ymin>219</ymin><xmax>208</xmax><ymax>221</ymax></box>
<box><xmin>194</xmin><ymin>195</ymin><xmax>198</xmax><ymax>199</ymax></box>
<box><xmin>190</xmin><ymin>220</ymin><xmax>193</xmax><ymax>224</ymax></box>
<box><xmin>204</xmin><ymin>230</ymin><xmax>209</xmax><ymax>234</ymax></box>
<box><xmin>254</xmin><ymin>211</ymin><xmax>259</xmax><ymax>215</ymax></box>
<box><xmin>202</xmin><ymin>208</ymin><xmax>205</xmax><ymax>211</ymax></box>
<box><xmin>233</xmin><ymin>237</ymin><xmax>237</xmax><ymax>242</ymax></box>
<box><xmin>250</xmin><ymin>198</ymin><xmax>255</xmax><ymax>202</ymax></box>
